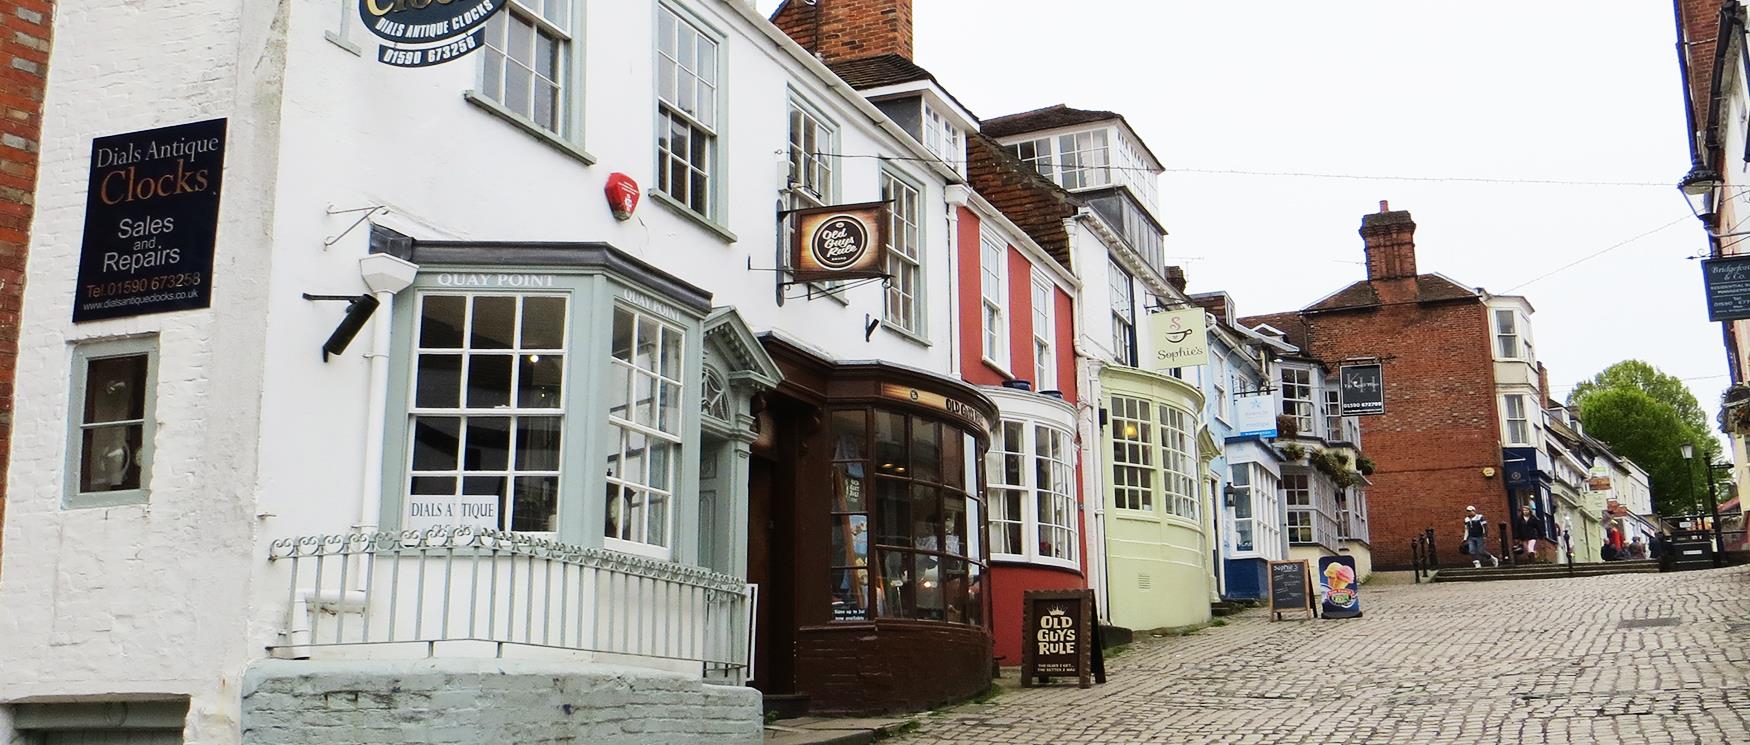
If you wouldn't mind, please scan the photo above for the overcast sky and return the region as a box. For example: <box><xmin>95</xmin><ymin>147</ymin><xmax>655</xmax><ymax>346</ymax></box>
<box><xmin>761</xmin><ymin>1</ymin><xmax>1724</xmax><ymax>444</ymax></box>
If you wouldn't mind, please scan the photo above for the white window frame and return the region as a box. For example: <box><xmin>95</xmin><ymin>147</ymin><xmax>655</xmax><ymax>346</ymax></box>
<box><xmin>1281</xmin><ymin>367</ymin><xmax>1315</xmax><ymax>435</ymax></box>
<box><xmin>980</xmin><ymin>227</ymin><xmax>1008</xmax><ymax>371</ymax></box>
<box><xmin>1110</xmin><ymin>395</ymin><xmax>1154</xmax><ymax>512</ymax></box>
<box><xmin>1494</xmin><ymin>309</ymin><xmax>1520</xmax><ymax>361</ymax></box>
<box><xmin>1109</xmin><ymin>259</ymin><xmax>1135</xmax><ymax>366</ymax></box>
<box><xmin>1056</xmin><ymin>129</ymin><xmax>1111</xmax><ymax>190</ymax></box>
<box><xmin>655</xmin><ymin>3</ymin><xmax>721</xmax><ymax>221</ymax></box>
<box><xmin>1323</xmin><ymin>386</ymin><xmax>1341</xmax><ymax>441</ymax></box>
<box><xmin>1229</xmin><ymin>463</ymin><xmax>1255</xmax><ymax>553</ymax></box>
<box><xmin>65</xmin><ymin>336</ymin><xmax>159</xmax><ymax>509</ymax></box>
<box><xmin>922</xmin><ymin>103</ymin><xmax>964</xmax><ymax>174</ymax></box>
<box><xmin>1031</xmin><ymin>269</ymin><xmax>1056</xmax><ymax>391</ymax></box>
<box><xmin>986</xmin><ymin>420</ymin><xmax>1078</xmax><ymax>569</ymax></box>
<box><xmin>1285</xmin><ymin>472</ymin><xmax>1314</xmax><ymax>544</ymax></box>
<box><xmin>1212</xmin><ymin>354</ymin><xmax>1230</xmax><ymax>423</ymax></box>
<box><xmin>1503</xmin><ymin>394</ymin><xmax>1530</xmax><ymax>446</ymax></box>
<box><xmin>1012</xmin><ymin>137</ymin><xmax>1053</xmax><ymax>179</ymax></box>
<box><xmin>881</xmin><ymin>169</ymin><xmax>925</xmax><ymax>337</ymax></box>
<box><xmin>782</xmin><ymin>95</ymin><xmax>846</xmax><ymax>300</ymax></box>
<box><xmin>1159</xmin><ymin>404</ymin><xmax>1198</xmax><ymax>522</ymax></box>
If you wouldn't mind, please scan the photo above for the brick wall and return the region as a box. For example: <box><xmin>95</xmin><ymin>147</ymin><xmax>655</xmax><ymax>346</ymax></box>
<box><xmin>795</xmin><ymin>620</ymin><xmax>991</xmax><ymax>714</ymax></box>
<box><xmin>772</xmin><ymin>0</ymin><xmax>913</xmax><ymax>62</ymax></box>
<box><xmin>0</xmin><ymin>0</ymin><xmax>51</xmax><ymax>572</ymax></box>
<box><xmin>241</xmin><ymin>659</ymin><xmax>762</xmax><ymax>745</ymax></box>
<box><xmin>1302</xmin><ymin>296</ymin><xmax>1505</xmax><ymax>568</ymax></box>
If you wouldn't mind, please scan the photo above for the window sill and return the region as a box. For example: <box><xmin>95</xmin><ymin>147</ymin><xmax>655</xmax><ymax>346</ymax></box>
<box><xmin>604</xmin><ymin>536</ymin><xmax>674</xmax><ymax>563</ymax></box>
<box><xmin>463</xmin><ymin>90</ymin><xmax>597</xmax><ymax>166</ymax></box>
<box><xmin>1113</xmin><ymin>509</ymin><xmax>1161</xmax><ymax>522</ymax></box>
<box><xmin>981</xmin><ymin>357</ymin><xmax>1013</xmax><ymax>380</ymax></box>
<box><xmin>884</xmin><ymin>323</ymin><xmax>932</xmax><ymax>348</ymax></box>
<box><xmin>64</xmin><ymin>490</ymin><xmax>149</xmax><ymax>510</ymax></box>
<box><xmin>991</xmin><ymin>555</ymin><xmax>1082</xmax><ymax>573</ymax></box>
<box><xmin>649</xmin><ymin>189</ymin><xmax>738</xmax><ymax>243</ymax></box>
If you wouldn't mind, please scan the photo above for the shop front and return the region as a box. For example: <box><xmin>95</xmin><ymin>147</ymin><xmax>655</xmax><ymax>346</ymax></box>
<box><xmin>750</xmin><ymin>336</ymin><xmax>998</xmax><ymax>715</ymax></box>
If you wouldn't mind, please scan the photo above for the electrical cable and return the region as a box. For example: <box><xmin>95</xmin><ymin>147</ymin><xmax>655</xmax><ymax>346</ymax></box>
<box><xmin>1498</xmin><ymin>216</ymin><xmax>1693</xmax><ymax>294</ymax></box>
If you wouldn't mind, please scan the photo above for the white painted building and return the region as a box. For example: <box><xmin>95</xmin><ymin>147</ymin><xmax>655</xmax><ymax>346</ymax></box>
<box><xmin>0</xmin><ymin>0</ymin><xmax>979</xmax><ymax>741</ymax></box>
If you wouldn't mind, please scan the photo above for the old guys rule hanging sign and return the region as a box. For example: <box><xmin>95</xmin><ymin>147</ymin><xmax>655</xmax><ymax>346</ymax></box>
<box><xmin>359</xmin><ymin>0</ymin><xmax>504</xmax><ymax>68</ymax></box>
<box><xmin>74</xmin><ymin>119</ymin><xmax>227</xmax><ymax>323</ymax></box>
<box><xmin>790</xmin><ymin>202</ymin><xmax>889</xmax><ymax>282</ymax></box>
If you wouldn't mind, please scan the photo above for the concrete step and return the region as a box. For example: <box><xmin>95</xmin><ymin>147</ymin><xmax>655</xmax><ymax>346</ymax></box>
<box><xmin>1433</xmin><ymin>561</ymin><xmax>1661</xmax><ymax>582</ymax></box>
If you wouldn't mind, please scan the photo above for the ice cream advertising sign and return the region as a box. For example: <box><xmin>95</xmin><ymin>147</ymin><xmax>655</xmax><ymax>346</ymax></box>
<box><xmin>1317</xmin><ymin>555</ymin><xmax>1362</xmax><ymax>619</ymax></box>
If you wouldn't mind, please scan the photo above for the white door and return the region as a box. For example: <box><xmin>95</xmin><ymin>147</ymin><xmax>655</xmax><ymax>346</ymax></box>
<box><xmin>43</xmin><ymin>731</ymin><xmax>181</xmax><ymax>745</ymax></box>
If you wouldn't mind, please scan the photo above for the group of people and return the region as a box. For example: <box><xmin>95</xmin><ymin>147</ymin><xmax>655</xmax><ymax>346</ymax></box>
<box><xmin>1462</xmin><ymin>504</ymin><xmax>1655</xmax><ymax>566</ymax></box>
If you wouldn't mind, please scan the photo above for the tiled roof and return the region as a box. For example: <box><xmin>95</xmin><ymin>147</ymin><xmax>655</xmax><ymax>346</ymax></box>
<box><xmin>825</xmin><ymin>54</ymin><xmax>935</xmax><ymax>90</ymax></box>
<box><xmin>1305</xmin><ymin>281</ymin><xmax>1379</xmax><ymax>312</ymax></box>
<box><xmin>967</xmin><ymin>133</ymin><xmax>1079</xmax><ymax>267</ymax></box>
<box><xmin>983</xmin><ymin>104</ymin><xmax>1122</xmax><ymax>138</ymax></box>
<box><xmin>1303</xmin><ymin>274</ymin><xmax>1479</xmax><ymax>312</ymax></box>
<box><xmin>1238</xmin><ymin>312</ymin><xmax>1311</xmax><ymax>351</ymax></box>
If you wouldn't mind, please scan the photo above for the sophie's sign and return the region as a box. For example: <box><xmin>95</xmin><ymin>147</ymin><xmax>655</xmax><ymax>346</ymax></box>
<box><xmin>74</xmin><ymin>119</ymin><xmax>227</xmax><ymax>323</ymax></box>
<box><xmin>1020</xmin><ymin>589</ymin><xmax>1104</xmax><ymax>689</ymax></box>
<box><xmin>791</xmin><ymin>202</ymin><xmax>889</xmax><ymax>282</ymax></box>
<box><xmin>1148</xmin><ymin>307</ymin><xmax>1209</xmax><ymax>369</ymax></box>
<box><xmin>1268</xmin><ymin>559</ymin><xmax>1315</xmax><ymax>621</ymax></box>
<box><xmin>1703</xmin><ymin>255</ymin><xmax>1750</xmax><ymax>322</ymax></box>
<box><xmin>1339</xmin><ymin>362</ymin><xmax>1385</xmax><ymax>416</ymax></box>
<box><xmin>359</xmin><ymin>0</ymin><xmax>503</xmax><ymax>67</ymax></box>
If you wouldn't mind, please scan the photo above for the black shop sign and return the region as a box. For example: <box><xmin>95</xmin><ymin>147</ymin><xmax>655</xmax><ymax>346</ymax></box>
<box><xmin>1703</xmin><ymin>254</ymin><xmax>1750</xmax><ymax>322</ymax></box>
<box><xmin>1020</xmin><ymin>589</ymin><xmax>1106</xmax><ymax>689</ymax></box>
<box><xmin>359</xmin><ymin>0</ymin><xmax>505</xmax><ymax>68</ymax></box>
<box><xmin>73</xmin><ymin>119</ymin><xmax>227</xmax><ymax>323</ymax></box>
<box><xmin>1339</xmin><ymin>362</ymin><xmax>1385</xmax><ymax>416</ymax></box>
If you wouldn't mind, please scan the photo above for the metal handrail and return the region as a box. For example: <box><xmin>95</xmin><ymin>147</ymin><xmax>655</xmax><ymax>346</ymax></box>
<box><xmin>267</xmin><ymin>527</ymin><xmax>755</xmax><ymax>678</ymax></box>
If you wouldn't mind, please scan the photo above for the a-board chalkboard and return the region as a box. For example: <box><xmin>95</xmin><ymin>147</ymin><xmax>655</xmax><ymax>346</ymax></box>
<box><xmin>1268</xmin><ymin>560</ymin><xmax>1315</xmax><ymax>620</ymax></box>
<box><xmin>1020</xmin><ymin>589</ymin><xmax>1097</xmax><ymax>689</ymax></box>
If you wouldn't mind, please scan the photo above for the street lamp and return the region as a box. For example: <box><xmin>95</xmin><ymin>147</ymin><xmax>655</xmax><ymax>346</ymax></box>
<box><xmin>1680</xmin><ymin>164</ymin><xmax>1723</xmax><ymax>226</ymax></box>
<box><xmin>1682</xmin><ymin>443</ymin><xmax>1697</xmax><ymax>517</ymax></box>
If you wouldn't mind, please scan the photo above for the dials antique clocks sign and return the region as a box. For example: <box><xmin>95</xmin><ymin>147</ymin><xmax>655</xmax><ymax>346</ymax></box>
<box><xmin>359</xmin><ymin>0</ymin><xmax>506</xmax><ymax>67</ymax></box>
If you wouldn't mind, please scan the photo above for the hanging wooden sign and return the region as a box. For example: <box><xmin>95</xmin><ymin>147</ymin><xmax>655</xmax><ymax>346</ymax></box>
<box><xmin>790</xmin><ymin>201</ymin><xmax>889</xmax><ymax>282</ymax></box>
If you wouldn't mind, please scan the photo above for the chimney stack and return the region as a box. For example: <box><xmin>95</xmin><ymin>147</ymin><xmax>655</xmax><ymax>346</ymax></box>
<box><xmin>772</xmin><ymin>0</ymin><xmax>915</xmax><ymax>62</ymax></box>
<box><xmin>1164</xmin><ymin>265</ymin><xmax>1188</xmax><ymax>293</ymax></box>
<box><xmin>1359</xmin><ymin>200</ymin><xmax>1418</xmax><ymax>281</ymax></box>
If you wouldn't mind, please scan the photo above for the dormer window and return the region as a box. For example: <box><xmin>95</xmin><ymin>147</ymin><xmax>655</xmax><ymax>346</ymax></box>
<box><xmin>922</xmin><ymin>103</ymin><xmax>963</xmax><ymax>173</ymax></box>
<box><xmin>1009</xmin><ymin>130</ymin><xmax>1111</xmax><ymax>190</ymax></box>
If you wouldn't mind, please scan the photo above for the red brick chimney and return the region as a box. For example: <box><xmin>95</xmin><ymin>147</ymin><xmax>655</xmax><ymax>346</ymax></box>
<box><xmin>772</xmin><ymin>0</ymin><xmax>914</xmax><ymax>62</ymax></box>
<box><xmin>1359</xmin><ymin>200</ymin><xmax>1418</xmax><ymax>281</ymax></box>
<box><xmin>1537</xmin><ymin>362</ymin><xmax>1552</xmax><ymax>409</ymax></box>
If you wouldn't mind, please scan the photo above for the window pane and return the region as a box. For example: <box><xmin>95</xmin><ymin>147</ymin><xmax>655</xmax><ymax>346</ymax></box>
<box><xmin>411</xmin><ymin>417</ymin><xmax>462</xmax><ymax>471</ymax></box>
<box><xmin>515</xmin><ymin>416</ymin><xmax>561</xmax><ymax>472</ymax></box>
<box><xmin>466</xmin><ymin>354</ymin><xmax>513</xmax><ymax>408</ymax></box>
<box><xmin>415</xmin><ymin>354</ymin><xmax>463</xmax><ymax>409</ymax></box>
<box><xmin>941</xmin><ymin>430</ymin><xmax>964</xmax><ymax>489</ymax></box>
<box><xmin>470</xmin><ymin>296</ymin><xmax>516</xmax><ymax>349</ymax></box>
<box><xmin>831</xmin><ymin>568</ymin><xmax>870</xmax><ymax>621</ymax></box>
<box><xmin>80</xmin><ymin>424</ymin><xmax>141</xmax><ymax>492</ymax></box>
<box><xmin>912</xmin><ymin>484</ymin><xmax>941</xmax><ymax>551</ymax></box>
<box><xmin>83</xmin><ymin>355</ymin><xmax>148</xmax><ymax>425</ymax></box>
<box><xmin>877</xmin><ymin>550</ymin><xmax>912</xmax><ymax>618</ymax></box>
<box><xmin>942</xmin><ymin>558</ymin><xmax>968</xmax><ymax>623</ymax></box>
<box><xmin>521</xmin><ymin>297</ymin><xmax>566</xmax><ymax>349</ymax></box>
<box><xmin>611</xmin><ymin>308</ymin><xmax>634</xmax><ymax>362</ymax></box>
<box><xmin>944</xmin><ymin>495</ymin><xmax>967</xmax><ymax>558</ymax></box>
<box><xmin>833</xmin><ymin>463</ymin><xmax>866</xmax><ymax>512</ymax></box>
<box><xmin>913</xmin><ymin>553</ymin><xmax>943</xmax><ymax>620</ymax></box>
<box><xmin>910</xmin><ymin>417</ymin><xmax>940</xmax><ymax>483</ymax></box>
<box><xmin>831</xmin><ymin>514</ymin><xmax>870</xmax><ymax>566</ymax></box>
<box><xmin>875</xmin><ymin>410</ymin><xmax>906</xmax><ymax>475</ymax></box>
<box><xmin>463</xmin><ymin>417</ymin><xmax>512</xmax><ymax>471</ymax></box>
<box><xmin>419</xmin><ymin>296</ymin><xmax>466</xmax><ymax>348</ymax></box>
<box><xmin>831</xmin><ymin>410</ymin><xmax>867</xmax><ymax>461</ymax></box>
<box><xmin>875</xmin><ymin>479</ymin><xmax>910</xmax><ymax>546</ymax></box>
<box><xmin>512</xmin><ymin>475</ymin><xmax>558</xmax><ymax>532</ymax></box>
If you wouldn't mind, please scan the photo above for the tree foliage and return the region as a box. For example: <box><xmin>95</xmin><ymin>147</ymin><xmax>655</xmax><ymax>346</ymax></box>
<box><xmin>1571</xmin><ymin>360</ymin><xmax>1728</xmax><ymax>516</ymax></box>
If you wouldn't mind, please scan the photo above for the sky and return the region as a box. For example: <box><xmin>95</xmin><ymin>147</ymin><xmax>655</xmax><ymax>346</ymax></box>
<box><xmin>760</xmin><ymin>1</ymin><xmax>1727</xmax><ymax>446</ymax></box>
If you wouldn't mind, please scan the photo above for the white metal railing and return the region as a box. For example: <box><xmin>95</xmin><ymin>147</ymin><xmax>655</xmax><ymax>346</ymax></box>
<box><xmin>267</xmin><ymin>527</ymin><xmax>754</xmax><ymax>678</ymax></box>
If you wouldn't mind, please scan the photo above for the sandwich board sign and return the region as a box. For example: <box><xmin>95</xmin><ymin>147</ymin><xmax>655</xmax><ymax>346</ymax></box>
<box><xmin>1268</xmin><ymin>560</ymin><xmax>1316</xmax><ymax>621</ymax></box>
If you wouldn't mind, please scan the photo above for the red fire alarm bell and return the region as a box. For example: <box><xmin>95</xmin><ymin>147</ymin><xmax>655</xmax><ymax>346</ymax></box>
<box><xmin>605</xmin><ymin>172</ymin><xmax>639</xmax><ymax>221</ymax></box>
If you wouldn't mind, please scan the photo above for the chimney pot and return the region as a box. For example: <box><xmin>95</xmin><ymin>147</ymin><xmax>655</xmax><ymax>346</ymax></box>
<box><xmin>1379</xmin><ymin>200</ymin><xmax>1389</xmax><ymax>213</ymax></box>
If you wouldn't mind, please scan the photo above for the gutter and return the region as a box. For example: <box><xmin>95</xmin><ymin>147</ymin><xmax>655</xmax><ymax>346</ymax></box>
<box><xmin>1676</xmin><ymin>0</ymin><xmax>1704</xmax><ymax>165</ymax></box>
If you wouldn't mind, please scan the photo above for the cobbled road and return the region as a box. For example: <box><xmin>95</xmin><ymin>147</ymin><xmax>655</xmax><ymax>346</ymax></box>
<box><xmin>896</xmin><ymin>566</ymin><xmax>1750</xmax><ymax>745</ymax></box>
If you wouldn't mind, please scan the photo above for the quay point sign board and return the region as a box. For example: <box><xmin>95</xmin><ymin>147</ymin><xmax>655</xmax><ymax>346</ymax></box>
<box><xmin>359</xmin><ymin>0</ymin><xmax>504</xmax><ymax>68</ymax></box>
<box><xmin>74</xmin><ymin>119</ymin><xmax>227</xmax><ymax>323</ymax></box>
<box><xmin>1148</xmin><ymin>307</ymin><xmax>1209</xmax><ymax>370</ymax></box>
<box><xmin>790</xmin><ymin>202</ymin><xmax>889</xmax><ymax>283</ymax></box>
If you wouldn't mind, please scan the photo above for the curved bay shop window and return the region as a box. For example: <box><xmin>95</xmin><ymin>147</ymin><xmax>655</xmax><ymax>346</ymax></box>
<box><xmin>828</xmin><ymin>409</ymin><xmax>984</xmax><ymax>625</ymax></box>
<box><xmin>604</xmin><ymin>306</ymin><xmax>686</xmax><ymax>556</ymax></box>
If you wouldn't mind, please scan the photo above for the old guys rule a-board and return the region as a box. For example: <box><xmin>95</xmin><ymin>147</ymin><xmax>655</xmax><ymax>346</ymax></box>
<box><xmin>74</xmin><ymin>119</ymin><xmax>226</xmax><ymax>323</ymax></box>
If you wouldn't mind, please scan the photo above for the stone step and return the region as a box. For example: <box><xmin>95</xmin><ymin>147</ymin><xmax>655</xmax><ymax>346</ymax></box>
<box><xmin>1433</xmin><ymin>562</ymin><xmax>1661</xmax><ymax>582</ymax></box>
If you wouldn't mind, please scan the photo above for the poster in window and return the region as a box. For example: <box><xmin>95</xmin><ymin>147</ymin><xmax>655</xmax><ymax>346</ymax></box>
<box><xmin>74</xmin><ymin>119</ymin><xmax>227</xmax><ymax>323</ymax></box>
<box><xmin>790</xmin><ymin>202</ymin><xmax>890</xmax><ymax>282</ymax></box>
<box><xmin>404</xmin><ymin>494</ymin><xmax>499</xmax><ymax>532</ymax></box>
<box><xmin>1339</xmin><ymin>363</ymin><xmax>1385</xmax><ymax>416</ymax></box>
<box><xmin>1147</xmin><ymin>307</ymin><xmax>1209</xmax><ymax>369</ymax></box>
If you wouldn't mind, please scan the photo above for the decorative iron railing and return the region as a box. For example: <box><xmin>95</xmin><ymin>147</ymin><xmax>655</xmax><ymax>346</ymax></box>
<box><xmin>267</xmin><ymin>528</ymin><xmax>754</xmax><ymax>678</ymax></box>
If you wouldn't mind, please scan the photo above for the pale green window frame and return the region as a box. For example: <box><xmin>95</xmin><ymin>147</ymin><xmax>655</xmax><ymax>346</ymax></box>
<box><xmin>64</xmin><ymin>335</ymin><xmax>159</xmax><ymax>509</ymax></box>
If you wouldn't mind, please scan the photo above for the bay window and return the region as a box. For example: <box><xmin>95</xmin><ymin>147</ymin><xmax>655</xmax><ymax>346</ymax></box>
<box><xmin>1159</xmin><ymin>405</ymin><xmax>1197</xmax><ymax>521</ymax></box>
<box><xmin>986</xmin><ymin>420</ymin><xmax>1077</xmax><ymax>566</ymax></box>
<box><xmin>408</xmin><ymin>293</ymin><xmax>567</xmax><ymax>534</ymax></box>
<box><xmin>604</xmin><ymin>306</ymin><xmax>686</xmax><ymax>554</ymax></box>
<box><xmin>1110</xmin><ymin>395</ymin><xmax>1154</xmax><ymax>511</ymax></box>
<box><xmin>1285</xmin><ymin>472</ymin><xmax>1313</xmax><ymax>544</ymax></box>
<box><xmin>1503</xmin><ymin>394</ymin><xmax>1530</xmax><ymax>445</ymax></box>
<box><xmin>1281</xmin><ymin>367</ymin><xmax>1314</xmax><ymax>435</ymax></box>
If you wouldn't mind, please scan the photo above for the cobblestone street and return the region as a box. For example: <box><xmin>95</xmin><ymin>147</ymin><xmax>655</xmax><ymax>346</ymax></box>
<box><xmin>897</xmin><ymin>567</ymin><xmax>1750</xmax><ymax>745</ymax></box>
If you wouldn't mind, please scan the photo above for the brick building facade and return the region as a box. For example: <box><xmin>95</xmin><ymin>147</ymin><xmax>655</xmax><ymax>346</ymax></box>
<box><xmin>1244</xmin><ymin>203</ymin><xmax>1506</xmax><ymax>569</ymax></box>
<box><xmin>0</xmin><ymin>0</ymin><xmax>51</xmax><ymax>568</ymax></box>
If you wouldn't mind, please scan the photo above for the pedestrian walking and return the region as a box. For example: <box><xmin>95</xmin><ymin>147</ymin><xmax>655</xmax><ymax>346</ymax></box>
<box><xmin>1602</xmin><ymin>522</ymin><xmax>1622</xmax><ymax>561</ymax></box>
<box><xmin>1513</xmin><ymin>505</ymin><xmax>1544</xmax><ymax>561</ymax></box>
<box><xmin>1463</xmin><ymin>506</ymin><xmax>1499</xmax><ymax>568</ymax></box>
<box><xmin>1625</xmin><ymin>536</ymin><xmax>1647</xmax><ymax>560</ymax></box>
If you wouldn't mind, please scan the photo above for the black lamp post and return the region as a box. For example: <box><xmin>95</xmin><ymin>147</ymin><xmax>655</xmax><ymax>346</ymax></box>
<box><xmin>1682</xmin><ymin>443</ymin><xmax>1698</xmax><ymax>516</ymax></box>
<box><xmin>1680</xmin><ymin>164</ymin><xmax>1725</xmax><ymax>229</ymax></box>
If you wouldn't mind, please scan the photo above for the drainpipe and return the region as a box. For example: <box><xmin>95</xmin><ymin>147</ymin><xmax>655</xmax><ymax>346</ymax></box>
<box><xmin>355</xmin><ymin>254</ymin><xmax>419</xmax><ymax>545</ymax></box>
<box><xmin>945</xmin><ymin>186</ymin><xmax>971</xmax><ymax>377</ymax></box>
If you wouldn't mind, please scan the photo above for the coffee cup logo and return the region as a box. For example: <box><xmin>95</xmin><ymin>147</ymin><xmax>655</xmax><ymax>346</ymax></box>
<box><xmin>810</xmin><ymin>215</ymin><xmax>870</xmax><ymax>271</ymax></box>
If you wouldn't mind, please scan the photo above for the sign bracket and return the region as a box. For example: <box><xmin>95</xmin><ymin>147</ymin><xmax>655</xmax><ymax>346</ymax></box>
<box><xmin>324</xmin><ymin>204</ymin><xmax>389</xmax><ymax>249</ymax></box>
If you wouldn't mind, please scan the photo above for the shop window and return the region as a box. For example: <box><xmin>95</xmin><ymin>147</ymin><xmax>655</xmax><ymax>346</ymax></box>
<box><xmin>604</xmin><ymin>305</ymin><xmax>686</xmax><ymax>556</ymax></box>
<box><xmin>408</xmin><ymin>294</ymin><xmax>566</xmax><ymax>533</ymax></box>
<box><xmin>66</xmin><ymin>336</ymin><xmax>158</xmax><ymax>508</ymax></box>
<box><xmin>1110</xmin><ymin>395</ymin><xmax>1153</xmax><ymax>511</ymax></box>
<box><xmin>829</xmin><ymin>408</ymin><xmax>984</xmax><ymax>625</ymax></box>
<box><xmin>656</xmin><ymin>4</ymin><xmax>720</xmax><ymax>219</ymax></box>
<box><xmin>479</xmin><ymin>1</ymin><xmax>573</xmax><ymax>135</ymax></box>
<box><xmin>1158</xmin><ymin>404</ymin><xmax>1197</xmax><ymax>521</ymax></box>
<box><xmin>1230</xmin><ymin>464</ymin><xmax>1254</xmax><ymax>552</ymax></box>
<box><xmin>986</xmin><ymin>420</ymin><xmax>1076</xmax><ymax>567</ymax></box>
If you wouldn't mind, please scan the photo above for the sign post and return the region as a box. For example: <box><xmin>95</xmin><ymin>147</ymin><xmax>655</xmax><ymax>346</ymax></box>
<box><xmin>1020</xmin><ymin>589</ymin><xmax>1100</xmax><ymax>689</ymax></box>
<box><xmin>1267</xmin><ymin>560</ymin><xmax>1316</xmax><ymax>621</ymax></box>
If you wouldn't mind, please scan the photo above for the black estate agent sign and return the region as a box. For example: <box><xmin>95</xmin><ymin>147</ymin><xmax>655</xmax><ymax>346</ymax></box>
<box><xmin>1703</xmin><ymin>255</ymin><xmax>1750</xmax><ymax>322</ymax></box>
<box><xmin>1339</xmin><ymin>362</ymin><xmax>1385</xmax><ymax>416</ymax></box>
<box><xmin>360</xmin><ymin>0</ymin><xmax>504</xmax><ymax>68</ymax></box>
<box><xmin>74</xmin><ymin>119</ymin><xmax>227</xmax><ymax>323</ymax></box>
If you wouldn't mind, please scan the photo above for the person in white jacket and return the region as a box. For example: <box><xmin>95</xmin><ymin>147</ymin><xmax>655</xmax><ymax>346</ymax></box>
<box><xmin>1463</xmin><ymin>505</ymin><xmax>1500</xmax><ymax>568</ymax></box>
